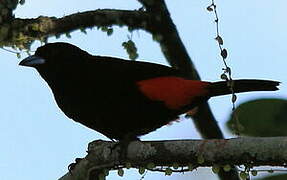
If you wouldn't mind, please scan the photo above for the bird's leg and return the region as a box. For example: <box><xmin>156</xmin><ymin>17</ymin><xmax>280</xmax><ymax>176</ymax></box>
<box><xmin>108</xmin><ymin>135</ymin><xmax>139</xmax><ymax>162</ymax></box>
<box><xmin>118</xmin><ymin>135</ymin><xmax>140</xmax><ymax>162</ymax></box>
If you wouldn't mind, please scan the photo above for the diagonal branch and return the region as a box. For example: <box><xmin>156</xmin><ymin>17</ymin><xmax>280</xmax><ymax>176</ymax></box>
<box><xmin>137</xmin><ymin>0</ymin><xmax>238</xmax><ymax>179</ymax></box>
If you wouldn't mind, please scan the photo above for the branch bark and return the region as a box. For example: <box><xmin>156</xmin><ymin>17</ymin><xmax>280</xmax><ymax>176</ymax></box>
<box><xmin>0</xmin><ymin>9</ymin><xmax>150</xmax><ymax>48</ymax></box>
<box><xmin>59</xmin><ymin>137</ymin><xmax>287</xmax><ymax>180</ymax></box>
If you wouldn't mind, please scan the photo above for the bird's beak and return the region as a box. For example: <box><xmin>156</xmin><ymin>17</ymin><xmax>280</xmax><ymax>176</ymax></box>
<box><xmin>19</xmin><ymin>55</ymin><xmax>46</xmax><ymax>67</ymax></box>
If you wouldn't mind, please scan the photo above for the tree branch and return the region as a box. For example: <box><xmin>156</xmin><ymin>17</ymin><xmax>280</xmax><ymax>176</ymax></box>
<box><xmin>1</xmin><ymin>9</ymin><xmax>150</xmax><ymax>48</ymax></box>
<box><xmin>59</xmin><ymin>137</ymin><xmax>287</xmax><ymax>180</ymax></box>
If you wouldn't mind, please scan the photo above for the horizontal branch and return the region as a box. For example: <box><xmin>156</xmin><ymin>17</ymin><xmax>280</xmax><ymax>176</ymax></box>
<box><xmin>59</xmin><ymin>137</ymin><xmax>287</xmax><ymax>180</ymax></box>
<box><xmin>40</xmin><ymin>9</ymin><xmax>149</xmax><ymax>35</ymax></box>
<box><xmin>1</xmin><ymin>9</ymin><xmax>150</xmax><ymax>48</ymax></box>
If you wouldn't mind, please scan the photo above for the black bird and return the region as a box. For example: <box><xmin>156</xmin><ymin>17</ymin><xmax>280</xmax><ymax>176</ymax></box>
<box><xmin>19</xmin><ymin>42</ymin><xmax>280</xmax><ymax>141</ymax></box>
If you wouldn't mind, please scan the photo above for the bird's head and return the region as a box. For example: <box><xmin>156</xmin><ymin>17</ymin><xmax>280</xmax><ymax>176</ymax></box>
<box><xmin>19</xmin><ymin>42</ymin><xmax>92</xmax><ymax>86</ymax></box>
<box><xmin>19</xmin><ymin>42</ymin><xmax>89</xmax><ymax>69</ymax></box>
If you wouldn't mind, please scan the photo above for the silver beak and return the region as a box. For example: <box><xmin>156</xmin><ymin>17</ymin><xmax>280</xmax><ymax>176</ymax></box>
<box><xmin>19</xmin><ymin>55</ymin><xmax>46</xmax><ymax>67</ymax></box>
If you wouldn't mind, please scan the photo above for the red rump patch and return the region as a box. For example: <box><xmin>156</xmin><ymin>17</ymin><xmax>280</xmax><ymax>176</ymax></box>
<box><xmin>137</xmin><ymin>77</ymin><xmax>210</xmax><ymax>110</ymax></box>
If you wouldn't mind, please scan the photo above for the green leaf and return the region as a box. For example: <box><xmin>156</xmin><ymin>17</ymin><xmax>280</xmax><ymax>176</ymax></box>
<box><xmin>107</xmin><ymin>28</ymin><xmax>113</xmax><ymax>36</ymax></box>
<box><xmin>197</xmin><ymin>155</ymin><xmax>205</xmax><ymax>164</ymax></box>
<box><xmin>221</xmin><ymin>49</ymin><xmax>228</xmax><ymax>59</ymax></box>
<box><xmin>138</xmin><ymin>167</ymin><xmax>145</xmax><ymax>175</ymax></box>
<box><xmin>80</xmin><ymin>28</ymin><xmax>87</xmax><ymax>34</ymax></box>
<box><xmin>220</xmin><ymin>73</ymin><xmax>228</xmax><ymax>80</ymax></box>
<box><xmin>172</xmin><ymin>163</ymin><xmax>179</xmax><ymax>169</ymax></box>
<box><xmin>101</xmin><ymin>26</ymin><xmax>108</xmax><ymax>32</ymax></box>
<box><xmin>251</xmin><ymin>170</ymin><xmax>257</xmax><ymax>176</ymax></box>
<box><xmin>188</xmin><ymin>163</ymin><xmax>194</xmax><ymax>171</ymax></box>
<box><xmin>215</xmin><ymin>35</ymin><xmax>224</xmax><ymax>45</ymax></box>
<box><xmin>122</xmin><ymin>40</ymin><xmax>138</xmax><ymax>60</ymax></box>
<box><xmin>165</xmin><ymin>168</ymin><xmax>172</xmax><ymax>176</ymax></box>
<box><xmin>226</xmin><ymin>99</ymin><xmax>287</xmax><ymax>136</ymax></box>
<box><xmin>117</xmin><ymin>168</ymin><xmax>124</xmax><ymax>177</ymax></box>
<box><xmin>147</xmin><ymin>162</ymin><xmax>155</xmax><ymax>169</ymax></box>
<box><xmin>125</xmin><ymin>162</ymin><xmax>131</xmax><ymax>169</ymax></box>
<box><xmin>20</xmin><ymin>0</ymin><xmax>25</xmax><ymax>5</ymax></box>
<box><xmin>223</xmin><ymin>164</ymin><xmax>231</xmax><ymax>172</ymax></box>
<box><xmin>206</xmin><ymin>5</ymin><xmax>213</xmax><ymax>12</ymax></box>
<box><xmin>240</xmin><ymin>171</ymin><xmax>249</xmax><ymax>180</ymax></box>
<box><xmin>212</xmin><ymin>165</ymin><xmax>220</xmax><ymax>174</ymax></box>
<box><xmin>65</xmin><ymin>33</ymin><xmax>71</xmax><ymax>38</ymax></box>
<box><xmin>128</xmin><ymin>26</ymin><xmax>133</xmax><ymax>32</ymax></box>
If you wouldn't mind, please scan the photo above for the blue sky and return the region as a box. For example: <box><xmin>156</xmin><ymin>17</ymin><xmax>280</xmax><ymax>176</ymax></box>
<box><xmin>1</xmin><ymin>0</ymin><xmax>286</xmax><ymax>179</ymax></box>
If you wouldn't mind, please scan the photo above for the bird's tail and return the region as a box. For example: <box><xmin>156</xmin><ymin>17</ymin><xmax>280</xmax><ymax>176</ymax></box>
<box><xmin>208</xmin><ymin>79</ymin><xmax>280</xmax><ymax>97</ymax></box>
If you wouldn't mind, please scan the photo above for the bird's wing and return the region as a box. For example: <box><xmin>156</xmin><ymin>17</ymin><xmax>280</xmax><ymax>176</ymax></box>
<box><xmin>88</xmin><ymin>55</ymin><xmax>182</xmax><ymax>81</ymax></box>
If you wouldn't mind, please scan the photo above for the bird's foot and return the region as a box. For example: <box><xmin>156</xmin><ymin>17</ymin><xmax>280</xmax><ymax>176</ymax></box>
<box><xmin>108</xmin><ymin>137</ymin><xmax>140</xmax><ymax>162</ymax></box>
